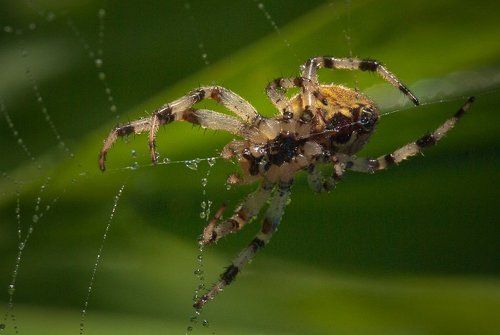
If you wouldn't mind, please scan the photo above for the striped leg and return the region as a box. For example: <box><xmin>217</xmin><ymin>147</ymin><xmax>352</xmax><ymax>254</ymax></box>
<box><xmin>339</xmin><ymin>97</ymin><xmax>475</xmax><ymax>173</ymax></box>
<box><xmin>266</xmin><ymin>77</ymin><xmax>326</xmax><ymax>118</ymax></box>
<box><xmin>301</xmin><ymin>56</ymin><xmax>420</xmax><ymax>107</ymax></box>
<box><xmin>98</xmin><ymin>86</ymin><xmax>258</xmax><ymax>170</ymax></box>
<box><xmin>266</xmin><ymin>77</ymin><xmax>299</xmax><ymax>116</ymax></box>
<box><xmin>307</xmin><ymin>157</ymin><xmax>345</xmax><ymax>193</ymax></box>
<box><xmin>194</xmin><ymin>180</ymin><xmax>292</xmax><ymax>310</ymax></box>
<box><xmin>200</xmin><ymin>180</ymin><xmax>274</xmax><ymax>246</ymax></box>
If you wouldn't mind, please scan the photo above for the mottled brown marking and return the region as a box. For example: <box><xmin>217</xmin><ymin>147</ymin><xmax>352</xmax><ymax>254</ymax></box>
<box><xmin>221</xmin><ymin>265</ymin><xmax>239</xmax><ymax>285</ymax></box>
<box><xmin>261</xmin><ymin>217</ymin><xmax>273</xmax><ymax>234</ymax></box>
<box><xmin>384</xmin><ymin>153</ymin><xmax>395</xmax><ymax>165</ymax></box>
<box><xmin>250</xmin><ymin>238</ymin><xmax>265</xmax><ymax>252</ymax></box>
<box><xmin>210</xmin><ymin>87</ymin><xmax>221</xmax><ymax>102</ymax></box>
<box><xmin>116</xmin><ymin>124</ymin><xmax>134</xmax><ymax>136</ymax></box>
<box><xmin>359</xmin><ymin>60</ymin><xmax>379</xmax><ymax>72</ymax></box>
<box><xmin>416</xmin><ymin>134</ymin><xmax>436</xmax><ymax>148</ymax></box>
<box><xmin>323</xmin><ymin>57</ymin><xmax>334</xmax><ymax>68</ymax></box>
<box><xmin>236</xmin><ymin>208</ymin><xmax>248</xmax><ymax>221</ymax></box>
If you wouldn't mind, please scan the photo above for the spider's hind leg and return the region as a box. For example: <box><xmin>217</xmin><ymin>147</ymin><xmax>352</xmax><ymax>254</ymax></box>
<box><xmin>194</xmin><ymin>180</ymin><xmax>292</xmax><ymax>310</ymax></box>
<box><xmin>200</xmin><ymin>180</ymin><xmax>274</xmax><ymax>246</ymax></box>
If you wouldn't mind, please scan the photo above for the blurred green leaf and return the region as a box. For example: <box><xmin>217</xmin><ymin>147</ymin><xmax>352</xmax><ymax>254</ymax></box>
<box><xmin>1</xmin><ymin>0</ymin><xmax>499</xmax><ymax>334</ymax></box>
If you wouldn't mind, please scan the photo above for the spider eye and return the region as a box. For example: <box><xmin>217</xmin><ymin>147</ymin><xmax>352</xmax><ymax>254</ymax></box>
<box><xmin>358</xmin><ymin>107</ymin><xmax>377</xmax><ymax>129</ymax></box>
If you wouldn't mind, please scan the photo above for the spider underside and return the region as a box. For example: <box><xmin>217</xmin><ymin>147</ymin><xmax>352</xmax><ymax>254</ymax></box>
<box><xmin>98</xmin><ymin>56</ymin><xmax>474</xmax><ymax>310</ymax></box>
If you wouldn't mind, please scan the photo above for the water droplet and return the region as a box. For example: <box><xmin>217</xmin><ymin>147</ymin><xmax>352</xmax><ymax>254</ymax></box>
<box><xmin>32</xmin><ymin>214</ymin><xmax>39</xmax><ymax>223</ymax></box>
<box><xmin>17</xmin><ymin>138</ymin><xmax>23</xmax><ymax>144</ymax></box>
<box><xmin>198</xmin><ymin>283</ymin><xmax>205</xmax><ymax>290</ymax></box>
<box><xmin>0</xmin><ymin>323</ymin><xmax>5</xmax><ymax>330</ymax></box>
<box><xmin>3</xmin><ymin>26</ymin><xmax>13</xmax><ymax>33</ymax></box>
<box><xmin>29</xmin><ymin>23</ymin><xmax>36</xmax><ymax>30</ymax></box>
<box><xmin>258</xmin><ymin>3</ymin><xmax>264</xmax><ymax>10</ymax></box>
<box><xmin>207</xmin><ymin>157</ymin><xmax>216</xmax><ymax>167</ymax></box>
<box><xmin>199</xmin><ymin>212</ymin><xmax>206</xmax><ymax>219</ymax></box>
<box><xmin>226</xmin><ymin>184</ymin><xmax>232</xmax><ymax>190</ymax></box>
<box><xmin>194</xmin><ymin>269</ymin><xmax>203</xmax><ymax>275</ymax></box>
<box><xmin>201</xmin><ymin>201</ymin><xmax>206</xmax><ymax>209</ymax></box>
<box><xmin>162</xmin><ymin>157</ymin><xmax>171</xmax><ymax>164</ymax></box>
<box><xmin>130</xmin><ymin>162</ymin><xmax>139</xmax><ymax>170</ymax></box>
<box><xmin>46</xmin><ymin>12</ymin><xmax>56</xmax><ymax>21</ymax></box>
<box><xmin>185</xmin><ymin>160</ymin><xmax>198</xmax><ymax>170</ymax></box>
<box><xmin>110</xmin><ymin>105</ymin><xmax>117</xmax><ymax>112</ymax></box>
<box><xmin>131</xmin><ymin>149</ymin><xmax>137</xmax><ymax>157</ymax></box>
<box><xmin>7</xmin><ymin>284</ymin><xmax>15</xmax><ymax>295</ymax></box>
<box><xmin>28</xmin><ymin>227</ymin><xmax>34</xmax><ymax>234</ymax></box>
<box><xmin>201</xmin><ymin>178</ymin><xmax>208</xmax><ymax>187</ymax></box>
<box><xmin>197</xmin><ymin>255</ymin><xmax>203</xmax><ymax>261</ymax></box>
<box><xmin>95</xmin><ymin>58</ymin><xmax>103</xmax><ymax>68</ymax></box>
<box><xmin>186</xmin><ymin>326</ymin><xmax>193</xmax><ymax>332</ymax></box>
<box><xmin>202</xmin><ymin>319</ymin><xmax>209</xmax><ymax>327</ymax></box>
<box><xmin>98</xmin><ymin>72</ymin><xmax>106</xmax><ymax>80</ymax></box>
<box><xmin>18</xmin><ymin>242</ymin><xmax>25</xmax><ymax>250</ymax></box>
<box><xmin>98</xmin><ymin>8</ymin><xmax>106</xmax><ymax>18</ymax></box>
<box><xmin>189</xmin><ymin>316</ymin><xmax>197</xmax><ymax>323</ymax></box>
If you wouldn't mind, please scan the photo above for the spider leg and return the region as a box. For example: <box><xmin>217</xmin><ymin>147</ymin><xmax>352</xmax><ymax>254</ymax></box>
<box><xmin>99</xmin><ymin>85</ymin><xmax>259</xmax><ymax>170</ymax></box>
<box><xmin>266</xmin><ymin>77</ymin><xmax>326</xmax><ymax>118</ymax></box>
<box><xmin>307</xmin><ymin>156</ymin><xmax>345</xmax><ymax>193</ymax></box>
<box><xmin>301</xmin><ymin>56</ymin><xmax>420</xmax><ymax>107</ymax></box>
<box><xmin>307</xmin><ymin>164</ymin><xmax>335</xmax><ymax>193</ymax></box>
<box><xmin>200</xmin><ymin>180</ymin><xmax>274</xmax><ymax>246</ymax></box>
<box><xmin>99</xmin><ymin>118</ymin><xmax>153</xmax><ymax>170</ymax></box>
<box><xmin>194</xmin><ymin>180</ymin><xmax>292</xmax><ymax>310</ymax></box>
<box><xmin>339</xmin><ymin>97</ymin><xmax>475</xmax><ymax>173</ymax></box>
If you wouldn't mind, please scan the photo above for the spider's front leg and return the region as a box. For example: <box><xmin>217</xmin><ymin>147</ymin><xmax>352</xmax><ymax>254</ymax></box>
<box><xmin>200</xmin><ymin>180</ymin><xmax>274</xmax><ymax>246</ymax></box>
<box><xmin>339</xmin><ymin>97</ymin><xmax>475</xmax><ymax>173</ymax></box>
<box><xmin>301</xmin><ymin>56</ymin><xmax>420</xmax><ymax>107</ymax></box>
<box><xmin>194</xmin><ymin>179</ymin><xmax>292</xmax><ymax>310</ymax></box>
<box><xmin>98</xmin><ymin>86</ymin><xmax>259</xmax><ymax>171</ymax></box>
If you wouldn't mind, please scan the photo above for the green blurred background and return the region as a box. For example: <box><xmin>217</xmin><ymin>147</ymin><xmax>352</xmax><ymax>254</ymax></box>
<box><xmin>1</xmin><ymin>0</ymin><xmax>499</xmax><ymax>334</ymax></box>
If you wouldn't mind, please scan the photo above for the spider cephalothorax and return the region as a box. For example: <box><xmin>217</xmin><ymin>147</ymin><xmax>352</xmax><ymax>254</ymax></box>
<box><xmin>220</xmin><ymin>84</ymin><xmax>381</xmax><ymax>186</ymax></box>
<box><xmin>98</xmin><ymin>56</ymin><xmax>474</xmax><ymax>310</ymax></box>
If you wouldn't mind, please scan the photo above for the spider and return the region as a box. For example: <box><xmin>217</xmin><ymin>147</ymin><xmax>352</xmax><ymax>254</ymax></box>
<box><xmin>98</xmin><ymin>56</ymin><xmax>474</xmax><ymax>310</ymax></box>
